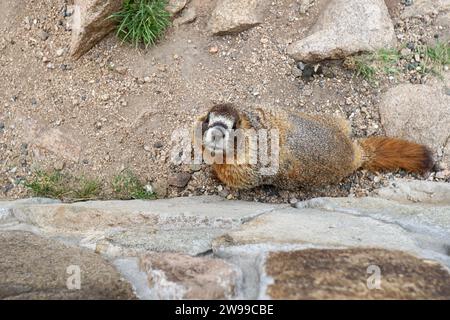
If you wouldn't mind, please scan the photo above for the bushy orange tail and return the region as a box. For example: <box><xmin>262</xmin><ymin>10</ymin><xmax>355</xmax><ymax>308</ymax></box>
<box><xmin>359</xmin><ymin>137</ymin><xmax>434</xmax><ymax>174</ymax></box>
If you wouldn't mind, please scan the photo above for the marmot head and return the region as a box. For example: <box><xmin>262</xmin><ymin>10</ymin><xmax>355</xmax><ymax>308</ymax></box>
<box><xmin>201</xmin><ymin>104</ymin><xmax>240</xmax><ymax>154</ymax></box>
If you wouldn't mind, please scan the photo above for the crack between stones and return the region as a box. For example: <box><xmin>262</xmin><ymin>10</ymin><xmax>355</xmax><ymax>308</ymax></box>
<box><xmin>239</xmin><ymin>205</ymin><xmax>291</xmax><ymax>225</ymax></box>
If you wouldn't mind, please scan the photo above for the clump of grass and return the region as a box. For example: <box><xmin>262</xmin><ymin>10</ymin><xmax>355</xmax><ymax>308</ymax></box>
<box><xmin>25</xmin><ymin>171</ymin><xmax>101</xmax><ymax>201</ymax></box>
<box><xmin>352</xmin><ymin>42</ymin><xmax>449</xmax><ymax>82</ymax></box>
<box><xmin>25</xmin><ymin>170</ymin><xmax>68</xmax><ymax>199</ymax></box>
<box><xmin>73</xmin><ymin>178</ymin><xmax>101</xmax><ymax>200</ymax></box>
<box><xmin>354</xmin><ymin>59</ymin><xmax>377</xmax><ymax>81</ymax></box>
<box><xmin>112</xmin><ymin>170</ymin><xmax>156</xmax><ymax>200</ymax></box>
<box><xmin>353</xmin><ymin>48</ymin><xmax>401</xmax><ymax>81</ymax></box>
<box><xmin>110</xmin><ymin>0</ymin><xmax>171</xmax><ymax>48</ymax></box>
<box><xmin>25</xmin><ymin>169</ymin><xmax>156</xmax><ymax>201</ymax></box>
<box><xmin>415</xmin><ymin>42</ymin><xmax>450</xmax><ymax>75</ymax></box>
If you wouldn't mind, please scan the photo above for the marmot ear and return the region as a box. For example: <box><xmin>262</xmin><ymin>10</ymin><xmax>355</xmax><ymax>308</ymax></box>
<box><xmin>235</xmin><ymin>116</ymin><xmax>242</xmax><ymax>129</ymax></box>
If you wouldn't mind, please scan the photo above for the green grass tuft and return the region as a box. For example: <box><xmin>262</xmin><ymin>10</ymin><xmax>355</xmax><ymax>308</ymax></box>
<box><xmin>377</xmin><ymin>48</ymin><xmax>401</xmax><ymax>64</ymax></box>
<box><xmin>111</xmin><ymin>0</ymin><xmax>171</xmax><ymax>48</ymax></box>
<box><xmin>355</xmin><ymin>59</ymin><xmax>377</xmax><ymax>81</ymax></box>
<box><xmin>25</xmin><ymin>171</ymin><xmax>102</xmax><ymax>200</ymax></box>
<box><xmin>24</xmin><ymin>170</ymin><xmax>68</xmax><ymax>199</ymax></box>
<box><xmin>25</xmin><ymin>169</ymin><xmax>156</xmax><ymax>201</ymax></box>
<box><xmin>353</xmin><ymin>41</ymin><xmax>449</xmax><ymax>82</ymax></box>
<box><xmin>112</xmin><ymin>170</ymin><xmax>156</xmax><ymax>200</ymax></box>
<box><xmin>415</xmin><ymin>42</ymin><xmax>450</xmax><ymax>75</ymax></box>
<box><xmin>353</xmin><ymin>48</ymin><xmax>401</xmax><ymax>81</ymax></box>
<box><xmin>73</xmin><ymin>178</ymin><xmax>101</xmax><ymax>200</ymax></box>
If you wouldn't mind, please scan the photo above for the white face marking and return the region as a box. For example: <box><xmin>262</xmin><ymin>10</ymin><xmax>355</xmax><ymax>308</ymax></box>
<box><xmin>204</xmin><ymin>113</ymin><xmax>235</xmax><ymax>153</ymax></box>
<box><xmin>208</xmin><ymin>113</ymin><xmax>234</xmax><ymax>129</ymax></box>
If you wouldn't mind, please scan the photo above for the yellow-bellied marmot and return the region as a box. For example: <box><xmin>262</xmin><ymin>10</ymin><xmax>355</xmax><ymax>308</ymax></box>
<box><xmin>198</xmin><ymin>103</ymin><xmax>433</xmax><ymax>190</ymax></box>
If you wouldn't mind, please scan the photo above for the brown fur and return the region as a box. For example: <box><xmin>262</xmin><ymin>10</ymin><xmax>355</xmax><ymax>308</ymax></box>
<box><xmin>214</xmin><ymin>164</ymin><xmax>261</xmax><ymax>189</ymax></box>
<box><xmin>201</xmin><ymin>105</ymin><xmax>434</xmax><ymax>190</ymax></box>
<box><xmin>211</xmin><ymin>111</ymin><xmax>261</xmax><ymax>189</ymax></box>
<box><xmin>359</xmin><ymin>137</ymin><xmax>434</xmax><ymax>173</ymax></box>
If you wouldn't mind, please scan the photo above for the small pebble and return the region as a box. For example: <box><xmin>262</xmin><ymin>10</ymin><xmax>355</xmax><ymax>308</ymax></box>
<box><xmin>64</xmin><ymin>6</ymin><xmax>74</xmax><ymax>17</ymax></box>
<box><xmin>301</xmin><ymin>64</ymin><xmax>315</xmax><ymax>81</ymax></box>
<box><xmin>406</xmin><ymin>42</ymin><xmax>415</xmax><ymax>50</ymax></box>
<box><xmin>435</xmin><ymin>171</ymin><xmax>446</xmax><ymax>179</ymax></box>
<box><xmin>56</xmin><ymin>48</ymin><xmax>65</xmax><ymax>57</ymax></box>
<box><xmin>168</xmin><ymin>172</ymin><xmax>191</xmax><ymax>188</ymax></box>
<box><xmin>154</xmin><ymin>141</ymin><xmax>163</xmax><ymax>148</ymax></box>
<box><xmin>297</xmin><ymin>62</ymin><xmax>306</xmax><ymax>70</ymax></box>
<box><xmin>38</xmin><ymin>30</ymin><xmax>49</xmax><ymax>41</ymax></box>
<box><xmin>152</xmin><ymin>179</ymin><xmax>168</xmax><ymax>197</ymax></box>
<box><xmin>54</xmin><ymin>161</ymin><xmax>65</xmax><ymax>171</ymax></box>
<box><xmin>189</xmin><ymin>164</ymin><xmax>202</xmax><ymax>172</ymax></box>
<box><xmin>403</xmin><ymin>0</ymin><xmax>413</xmax><ymax>6</ymax></box>
<box><xmin>400</xmin><ymin>48</ymin><xmax>411</xmax><ymax>56</ymax></box>
<box><xmin>292</xmin><ymin>65</ymin><xmax>303</xmax><ymax>78</ymax></box>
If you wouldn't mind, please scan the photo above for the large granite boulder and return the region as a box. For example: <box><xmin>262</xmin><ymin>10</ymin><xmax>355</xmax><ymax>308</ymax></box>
<box><xmin>70</xmin><ymin>0</ymin><xmax>123</xmax><ymax>59</ymax></box>
<box><xmin>209</xmin><ymin>0</ymin><xmax>266</xmax><ymax>35</ymax></box>
<box><xmin>378</xmin><ymin>76</ymin><xmax>450</xmax><ymax>168</ymax></box>
<box><xmin>288</xmin><ymin>0</ymin><xmax>397</xmax><ymax>62</ymax></box>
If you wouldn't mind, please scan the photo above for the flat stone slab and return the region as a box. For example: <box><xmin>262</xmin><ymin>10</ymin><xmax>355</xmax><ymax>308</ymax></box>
<box><xmin>210</xmin><ymin>180</ymin><xmax>450</xmax><ymax>298</ymax></box>
<box><xmin>213</xmin><ymin>207</ymin><xmax>423</xmax><ymax>254</ymax></box>
<box><xmin>0</xmin><ymin>231</ymin><xmax>135</xmax><ymax>299</ymax></box>
<box><xmin>374</xmin><ymin>179</ymin><xmax>450</xmax><ymax>205</ymax></box>
<box><xmin>0</xmin><ymin>198</ymin><xmax>61</xmax><ymax>224</ymax></box>
<box><xmin>296</xmin><ymin>179</ymin><xmax>450</xmax><ymax>261</ymax></box>
<box><xmin>298</xmin><ymin>197</ymin><xmax>450</xmax><ymax>234</ymax></box>
<box><xmin>2</xmin><ymin>186</ymin><xmax>449</xmax><ymax>299</ymax></box>
<box><xmin>264</xmin><ymin>248</ymin><xmax>450</xmax><ymax>299</ymax></box>
<box><xmin>3</xmin><ymin>196</ymin><xmax>284</xmax><ymax>256</ymax></box>
<box><xmin>100</xmin><ymin>227</ymin><xmax>228</xmax><ymax>256</ymax></box>
<box><xmin>9</xmin><ymin>196</ymin><xmax>282</xmax><ymax>232</ymax></box>
<box><xmin>138</xmin><ymin>252</ymin><xmax>239</xmax><ymax>299</ymax></box>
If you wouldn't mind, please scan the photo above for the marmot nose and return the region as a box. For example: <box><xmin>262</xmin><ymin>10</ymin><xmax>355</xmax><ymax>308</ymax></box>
<box><xmin>209</xmin><ymin>127</ymin><xmax>225</xmax><ymax>141</ymax></box>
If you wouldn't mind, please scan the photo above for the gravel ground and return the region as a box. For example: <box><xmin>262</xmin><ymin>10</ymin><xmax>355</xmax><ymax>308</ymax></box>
<box><xmin>0</xmin><ymin>0</ymin><xmax>448</xmax><ymax>203</ymax></box>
